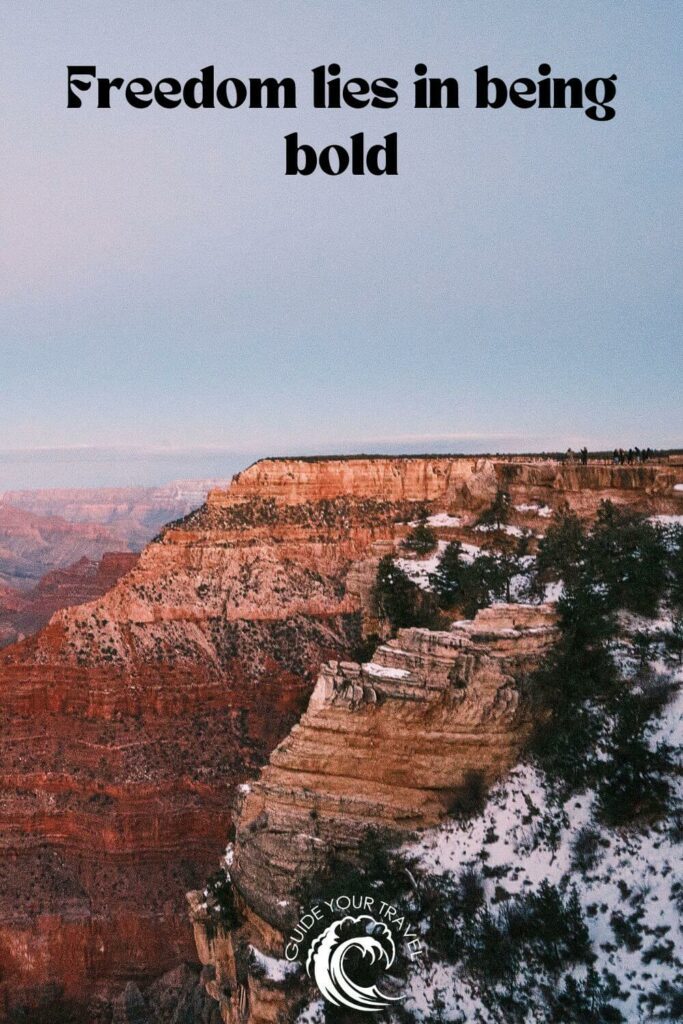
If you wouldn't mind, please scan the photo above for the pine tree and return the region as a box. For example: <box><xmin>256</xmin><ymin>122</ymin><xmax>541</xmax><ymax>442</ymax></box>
<box><xmin>477</xmin><ymin>489</ymin><xmax>512</xmax><ymax>530</ymax></box>
<box><xmin>534</xmin><ymin>504</ymin><xmax>586</xmax><ymax>590</ymax></box>
<box><xmin>402</xmin><ymin>521</ymin><xmax>437</xmax><ymax>555</ymax></box>
<box><xmin>429</xmin><ymin>541</ymin><xmax>466</xmax><ymax>608</ymax></box>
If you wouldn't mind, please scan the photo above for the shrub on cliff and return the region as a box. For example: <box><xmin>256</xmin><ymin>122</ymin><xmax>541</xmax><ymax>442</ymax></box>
<box><xmin>596</xmin><ymin>688</ymin><xmax>675</xmax><ymax>826</ymax></box>
<box><xmin>420</xmin><ymin>876</ymin><xmax>620</xmax><ymax>1022</ymax></box>
<box><xmin>533</xmin><ymin>500</ymin><xmax>669</xmax><ymax>616</ymax></box>
<box><xmin>528</xmin><ymin>561</ymin><xmax>676</xmax><ymax>826</ymax></box>
<box><xmin>202</xmin><ymin>867</ymin><xmax>241</xmax><ymax>941</ymax></box>
<box><xmin>588</xmin><ymin>501</ymin><xmax>668</xmax><ymax>616</ymax></box>
<box><xmin>477</xmin><ymin>489</ymin><xmax>512</xmax><ymax>531</ymax></box>
<box><xmin>429</xmin><ymin>541</ymin><xmax>468</xmax><ymax>609</ymax></box>
<box><xmin>402</xmin><ymin>521</ymin><xmax>438</xmax><ymax>555</ymax></box>
<box><xmin>430</xmin><ymin>536</ymin><xmax>530</xmax><ymax>616</ymax></box>
<box><xmin>374</xmin><ymin>556</ymin><xmax>442</xmax><ymax>632</ymax></box>
<box><xmin>534</xmin><ymin>504</ymin><xmax>586</xmax><ymax>591</ymax></box>
<box><xmin>665</xmin><ymin>523</ymin><xmax>683</xmax><ymax>611</ymax></box>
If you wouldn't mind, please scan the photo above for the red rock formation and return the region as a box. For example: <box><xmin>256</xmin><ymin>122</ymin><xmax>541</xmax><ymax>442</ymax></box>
<box><xmin>0</xmin><ymin>456</ymin><xmax>679</xmax><ymax>1020</ymax></box>
<box><xmin>0</xmin><ymin>503</ymin><xmax>124</xmax><ymax>590</ymax></box>
<box><xmin>1</xmin><ymin>481</ymin><xmax>222</xmax><ymax>550</ymax></box>
<box><xmin>218</xmin><ymin>455</ymin><xmax>682</xmax><ymax>516</ymax></box>
<box><xmin>0</xmin><ymin>583</ymin><xmax>28</xmax><ymax>647</ymax></box>
<box><xmin>188</xmin><ymin>605</ymin><xmax>559</xmax><ymax>1023</ymax></box>
<box><xmin>0</xmin><ymin>482</ymin><xmax>416</xmax><ymax>1018</ymax></box>
<box><xmin>0</xmin><ymin>552</ymin><xmax>139</xmax><ymax>648</ymax></box>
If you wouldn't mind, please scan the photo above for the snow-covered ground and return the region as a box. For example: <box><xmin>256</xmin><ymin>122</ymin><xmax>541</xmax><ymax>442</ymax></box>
<box><xmin>397</xmin><ymin>541</ymin><xmax>451</xmax><ymax>589</ymax></box>
<box><xmin>249</xmin><ymin>945</ymin><xmax>299</xmax><ymax>983</ymax></box>
<box><xmin>426</xmin><ymin>513</ymin><xmax>463</xmax><ymax>528</ymax></box>
<box><xmin>401</xmin><ymin>686</ymin><xmax>683</xmax><ymax>1023</ymax></box>
<box><xmin>514</xmin><ymin>504</ymin><xmax>553</xmax><ymax>518</ymax></box>
<box><xmin>364</xmin><ymin>661</ymin><xmax>411</xmax><ymax>680</ymax></box>
<box><xmin>474</xmin><ymin>523</ymin><xmax>526</xmax><ymax>538</ymax></box>
<box><xmin>396</xmin><ymin>539</ymin><xmax>488</xmax><ymax>590</ymax></box>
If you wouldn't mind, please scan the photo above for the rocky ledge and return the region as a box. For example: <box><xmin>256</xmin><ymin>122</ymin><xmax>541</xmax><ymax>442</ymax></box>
<box><xmin>188</xmin><ymin>604</ymin><xmax>557</xmax><ymax>1023</ymax></box>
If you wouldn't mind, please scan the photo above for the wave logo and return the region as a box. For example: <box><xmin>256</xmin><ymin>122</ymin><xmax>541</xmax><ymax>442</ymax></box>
<box><xmin>305</xmin><ymin>914</ymin><xmax>403</xmax><ymax>1013</ymax></box>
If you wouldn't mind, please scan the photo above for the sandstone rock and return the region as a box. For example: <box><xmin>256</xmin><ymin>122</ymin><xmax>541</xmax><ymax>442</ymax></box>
<box><xmin>0</xmin><ymin>551</ymin><xmax>139</xmax><ymax>649</ymax></box>
<box><xmin>1</xmin><ymin>454</ymin><xmax>677</xmax><ymax>1019</ymax></box>
<box><xmin>0</xmin><ymin>502</ymin><xmax>125</xmax><ymax>590</ymax></box>
<box><xmin>189</xmin><ymin>604</ymin><xmax>558</xmax><ymax>1023</ymax></box>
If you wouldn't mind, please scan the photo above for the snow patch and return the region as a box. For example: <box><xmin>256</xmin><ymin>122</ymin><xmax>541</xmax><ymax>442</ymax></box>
<box><xmin>363</xmin><ymin>661</ymin><xmax>411</xmax><ymax>680</ymax></box>
<box><xmin>249</xmin><ymin>945</ymin><xmax>299</xmax><ymax>983</ymax></box>
<box><xmin>514</xmin><ymin>503</ymin><xmax>553</xmax><ymax>518</ymax></box>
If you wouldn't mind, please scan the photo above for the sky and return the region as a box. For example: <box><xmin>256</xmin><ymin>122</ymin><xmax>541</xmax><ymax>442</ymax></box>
<box><xmin>0</xmin><ymin>1</ymin><xmax>681</xmax><ymax>488</ymax></box>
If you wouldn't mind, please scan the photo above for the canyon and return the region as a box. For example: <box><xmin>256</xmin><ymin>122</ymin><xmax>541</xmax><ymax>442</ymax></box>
<box><xmin>0</xmin><ymin>480</ymin><xmax>221</xmax><ymax>581</ymax></box>
<box><xmin>0</xmin><ymin>553</ymin><xmax>139</xmax><ymax>649</ymax></box>
<box><xmin>0</xmin><ymin>455</ymin><xmax>680</xmax><ymax>1022</ymax></box>
<box><xmin>187</xmin><ymin>604</ymin><xmax>559</xmax><ymax>1024</ymax></box>
<box><xmin>0</xmin><ymin>503</ymin><xmax>123</xmax><ymax>591</ymax></box>
<box><xmin>0</xmin><ymin>481</ymin><xmax>219</xmax><ymax>648</ymax></box>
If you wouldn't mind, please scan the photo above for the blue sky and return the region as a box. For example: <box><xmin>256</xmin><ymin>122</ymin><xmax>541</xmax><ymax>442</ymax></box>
<box><xmin>0</xmin><ymin>1</ymin><xmax>680</xmax><ymax>487</ymax></box>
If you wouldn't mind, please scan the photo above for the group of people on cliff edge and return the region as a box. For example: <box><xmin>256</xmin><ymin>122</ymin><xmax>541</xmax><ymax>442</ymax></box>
<box><xmin>565</xmin><ymin>446</ymin><xmax>658</xmax><ymax>466</ymax></box>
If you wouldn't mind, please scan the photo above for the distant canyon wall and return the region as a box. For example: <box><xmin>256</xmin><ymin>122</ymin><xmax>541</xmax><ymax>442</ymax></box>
<box><xmin>217</xmin><ymin>455</ymin><xmax>681</xmax><ymax>516</ymax></box>
<box><xmin>0</xmin><ymin>455</ymin><xmax>680</xmax><ymax>1019</ymax></box>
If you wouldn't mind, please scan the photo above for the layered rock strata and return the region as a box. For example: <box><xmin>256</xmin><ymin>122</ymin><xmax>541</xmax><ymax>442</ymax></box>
<box><xmin>0</xmin><ymin>503</ymin><xmax>125</xmax><ymax>590</ymax></box>
<box><xmin>189</xmin><ymin>604</ymin><xmax>558</xmax><ymax>1023</ymax></box>
<box><xmin>0</xmin><ymin>552</ymin><xmax>139</xmax><ymax>648</ymax></box>
<box><xmin>221</xmin><ymin>456</ymin><xmax>682</xmax><ymax>517</ymax></box>
<box><xmin>0</xmin><ymin>480</ymin><xmax>429</xmax><ymax>1017</ymax></box>
<box><xmin>1</xmin><ymin>454</ymin><xmax>679</xmax><ymax>1019</ymax></box>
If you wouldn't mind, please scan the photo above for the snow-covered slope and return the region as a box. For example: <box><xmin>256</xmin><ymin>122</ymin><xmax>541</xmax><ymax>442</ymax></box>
<box><xmin>402</xmin><ymin>685</ymin><xmax>682</xmax><ymax>1023</ymax></box>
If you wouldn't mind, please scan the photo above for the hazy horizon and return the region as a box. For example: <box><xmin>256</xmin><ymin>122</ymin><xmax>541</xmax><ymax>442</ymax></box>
<box><xmin>1</xmin><ymin>436</ymin><xmax>682</xmax><ymax>491</ymax></box>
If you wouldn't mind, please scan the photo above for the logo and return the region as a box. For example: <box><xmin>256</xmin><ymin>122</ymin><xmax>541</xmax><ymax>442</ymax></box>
<box><xmin>285</xmin><ymin>894</ymin><xmax>424</xmax><ymax>1014</ymax></box>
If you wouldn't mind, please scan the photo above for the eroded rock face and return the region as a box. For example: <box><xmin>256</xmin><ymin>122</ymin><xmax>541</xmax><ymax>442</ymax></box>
<box><xmin>1</xmin><ymin>481</ymin><xmax>222</xmax><ymax>551</ymax></box>
<box><xmin>215</xmin><ymin>456</ymin><xmax>682</xmax><ymax>517</ymax></box>
<box><xmin>0</xmin><ymin>455</ymin><xmax>679</xmax><ymax>1019</ymax></box>
<box><xmin>0</xmin><ymin>552</ymin><xmax>139</xmax><ymax>648</ymax></box>
<box><xmin>0</xmin><ymin>503</ymin><xmax>126</xmax><ymax>590</ymax></box>
<box><xmin>188</xmin><ymin>604</ymin><xmax>558</xmax><ymax>1024</ymax></box>
<box><xmin>496</xmin><ymin>461</ymin><xmax>680</xmax><ymax>516</ymax></box>
<box><xmin>0</xmin><ymin>482</ymin><xmax>428</xmax><ymax>1018</ymax></box>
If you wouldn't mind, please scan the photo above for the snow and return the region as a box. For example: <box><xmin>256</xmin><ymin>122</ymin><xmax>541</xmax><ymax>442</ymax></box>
<box><xmin>249</xmin><ymin>945</ymin><xmax>300</xmax><ymax>983</ymax></box>
<box><xmin>363</xmin><ymin>662</ymin><xmax>411</xmax><ymax>680</ymax></box>
<box><xmin>474</xmin><ymin>523</ymin><xmax>525</xmax><ymax>537</ymax></box>
<box><xmin>673</xmin><ymin>484</ymin><xmax>683</xmax><ymax>492</ymax></box>
<box><xmin>295</xmin><ymin>999</ymin><xmax>325</xmax><ymax>1023</ymax></box>
<box><xmin>651</xmin><ymin>515</ymin><xmax>683</xmax><ymax>526</ymax></box>
<box><xmin>397</xmin><ymin>539</ymin><xmax>488</xmax><ymax>589</ymax></box>
<box><xmin>459</xmin><ymin>542</ymin><xmax>483</xmax><ymax>564</ymax></box>
<box><xmin>426</xmin><ymin>513</ymin><xmax>463</xmax><ymax>528</ymax></box>
<box><xmin>402</xmin><ymin>686</ymin><xmax>683</xmax><ymax>1022</ymax></box>
<box><xmin>514</xmin><ymin>503</ymin><xmax>553</xmax><ymax>518</ymax></box>
<box><xmin>544</xmin><ymin>580</ymin><xmax>565</xmax><ymax>603</ymax></box>
<box><xmin>397</xmin><ymin>541</ymin><xmax>449</xmax><ymax>589</ymax></box>
<box><xmin>293</xmin><ymin>663</ymin><xmax>681</xmax><ymax>1022</ymax></box>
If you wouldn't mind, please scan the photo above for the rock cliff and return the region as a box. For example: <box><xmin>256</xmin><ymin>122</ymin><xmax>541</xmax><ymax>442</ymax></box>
<box><xmin>0</xmin><ymin>455</ymin><xmax>679</xmax><ymax>1020</ymax></box>
<box><xmin>0</xmin><ymin>503</ymin><xmax>125</xmax><ymax>590</ymax></box>
<box><xmin>0</xmin><ymin>469</ymin><xmax>433</xmax><ymax>1018</ymax></box>
<box><xmin>219</xmin><ymin>455</ymin><xmax>681</xmax><ymax>517</ymax></box>
<box><xmin>188</xmin><ymin>604</ymin><xmax>558</xmax><ymax>1023</ymax></box>
<box><xmin>0</xmin><ymin>552</ymin><xmax>139</xmax><ymax>648</ymax></box>
<box><xmin>1</xmin><ymin>480</ymin><xmax>222</xmax><ymax>551</ymax></box>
